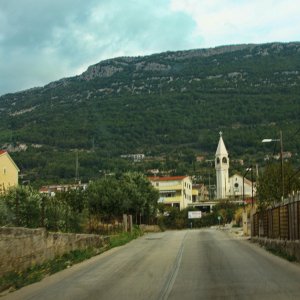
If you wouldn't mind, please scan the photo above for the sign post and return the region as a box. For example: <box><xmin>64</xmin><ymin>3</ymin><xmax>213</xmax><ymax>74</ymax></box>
<box><xmin>188</xmin><ymin>211</ymin><xmax>202</xmax><ymax>229</ymax></box>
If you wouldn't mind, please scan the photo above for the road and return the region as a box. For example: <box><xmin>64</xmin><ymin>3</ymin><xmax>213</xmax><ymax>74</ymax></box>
<box><xmin>3</xmin><ymin>228</ymin><xmax>300</xmax><ymax>300</ymax></box>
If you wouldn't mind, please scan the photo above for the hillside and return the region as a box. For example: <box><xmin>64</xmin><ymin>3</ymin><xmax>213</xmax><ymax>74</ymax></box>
<box><xmin>0</xmin><ymin>42</ymin><xmax>300</xmax><ymax>185</ymax></box>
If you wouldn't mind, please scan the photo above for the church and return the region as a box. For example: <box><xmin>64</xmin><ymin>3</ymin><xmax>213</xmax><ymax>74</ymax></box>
<box><xmin>215</xmin><ymin>132</ymin><xmax>255</xmax><ymax>201</ymax></box>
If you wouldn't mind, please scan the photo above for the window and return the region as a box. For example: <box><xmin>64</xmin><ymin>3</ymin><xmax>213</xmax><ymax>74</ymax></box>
<box><xmin>216</xmin><ymin>157</ymin><xmax>220</xmax><ymax>164</ymax></box>
<box><xmin>222</xmin><ymin>157</ymin><xmax>227</xmax><ymax>163</ymax></box>
<box><xmin>3</xmin><ymin>168</ymin><xmax>6</xmax><ymax>175</ymax></box>
<box><xmin>234</xmin><ymin>183</ymin><xmax>239</xmax><ymax>188</ymax></box>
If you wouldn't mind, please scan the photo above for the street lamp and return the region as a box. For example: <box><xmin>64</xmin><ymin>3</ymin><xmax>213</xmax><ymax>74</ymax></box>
<box><xmin>262</xmin><ymin>130</ymin><xmax>284</xmax><ymax>201</ymax></box>
<box><xmin>243</xmin><ymin>167</ymin><xmax>254</xmax><ymax>207</ymax></box>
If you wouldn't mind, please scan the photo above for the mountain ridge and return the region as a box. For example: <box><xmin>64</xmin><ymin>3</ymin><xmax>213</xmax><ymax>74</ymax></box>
<box><xmin>0</xmin><ymin>42</ymin><xmax>299</xmax><ymax>184</ymax></box>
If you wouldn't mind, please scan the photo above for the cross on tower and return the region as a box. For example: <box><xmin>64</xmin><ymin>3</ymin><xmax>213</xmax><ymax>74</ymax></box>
<box><xmin>219</xmin><ymin>131</ymin><xmax>223</xmax><ymax>137</ymax></box>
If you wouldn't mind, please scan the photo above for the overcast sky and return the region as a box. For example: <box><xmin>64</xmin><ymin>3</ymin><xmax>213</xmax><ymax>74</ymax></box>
<box><xmin>1</xmin><ymin>0</ymin><xmax>300</xmax><ymax>96</ymax></box>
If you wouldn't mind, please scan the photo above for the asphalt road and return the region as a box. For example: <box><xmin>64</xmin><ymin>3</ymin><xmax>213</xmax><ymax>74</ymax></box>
<box><xmin>3</xmin><ymin>228</ymin><xmax>300</xmax><ymax>300</ymax></box>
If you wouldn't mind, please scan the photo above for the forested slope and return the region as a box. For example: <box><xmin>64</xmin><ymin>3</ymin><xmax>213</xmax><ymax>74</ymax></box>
<box><xmin>0</xmin><ymin>42</ymin><xmax>299</xmax><ymax>184</ymax></box>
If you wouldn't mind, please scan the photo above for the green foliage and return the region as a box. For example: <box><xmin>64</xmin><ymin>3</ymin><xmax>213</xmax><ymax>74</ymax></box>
<box><xmin>44</xmin><ymin>193</ymin><xmax>88</xmax><ymax>233</ymax></box>
<box><xmin>257</xmin><ymin>162</ymin><xmax>300</xmax><ymax>208</ymax></box>
<box><xmin>109</xmin><ymin>226</ymin><xmax>143</xmax><ymax>248</ymax></box>
<box><xmin>86</xmin><ymin>172</ymin><xmax>159</xmax><ymax>225</ymax></box>
<box><xmin>86</xmin><ymin>176</ymin><xmax>123</xmax><ymax>221</ymax></box>
<box><xmin>213</xmin><ymin>200</ymin><xmax>239</xmax><ymax>224</ymax></box>
<box><xmin>265</xmin><ymin>246</ymin><xmax>296</xmax><ymax>262</ymax></box>
<box><xmin>0</xmin><ymin>172</ymin><xmax>159</xmax><ymax>231</ymax></box>
<box><xmin>0</xmin><ymin>186</ymin><xmax>42</xmax><ymax>227</ymax></box>
<box><xmin>158</xmin><ymin>201</ymin><xmax>241</xmax><ymax>229</ymax></box>
<box><xmin>1</xmin><ymin>43</ymin><xmax>300</xmax><ymax>185</ymax></box>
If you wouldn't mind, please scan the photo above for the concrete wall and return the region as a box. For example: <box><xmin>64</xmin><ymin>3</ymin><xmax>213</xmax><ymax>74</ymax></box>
<box><xmin>251</xmin><ymin>236</ymin><xmax>300</xmax><ymax>262</ymax></box>
<box><xmin>0</xmin><ymin>227</ymin><xmax>109</xmax><ymax>276</ymax></box>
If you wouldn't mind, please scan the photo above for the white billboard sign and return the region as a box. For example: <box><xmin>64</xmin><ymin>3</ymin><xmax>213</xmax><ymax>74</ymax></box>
<box><xmin>188</xmin><ymin>211</ymin><xmax>202</xmax><ymax>219</ymax></box>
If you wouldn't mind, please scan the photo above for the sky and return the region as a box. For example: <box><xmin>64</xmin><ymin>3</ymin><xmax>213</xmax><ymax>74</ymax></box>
<box><xmin>0</xmin><ymin>0</ymin><xmax>300</xmax><ymax>96</ymax></box>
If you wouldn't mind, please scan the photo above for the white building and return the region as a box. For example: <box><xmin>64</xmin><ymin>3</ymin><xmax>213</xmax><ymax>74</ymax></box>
<box><xmin>228</xmin><ymin>174</ymin><xmax>255</xmax><ymax>200</ymax></box>
<box><xmin>215</xmin><ymin>132</ymin><xmax>230</xmax><ymax>199</ymax></box>
<box><xmin>215</xmin><ymin>132</ymin><xmax>255</xmax><ymax>201</ymax></box>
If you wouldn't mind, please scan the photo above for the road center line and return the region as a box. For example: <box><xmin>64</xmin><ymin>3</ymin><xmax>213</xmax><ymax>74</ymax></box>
<box><xmin>159</xmin><ymin>231</ymin><xmax>188</xmax><ymax>300</ymax></box>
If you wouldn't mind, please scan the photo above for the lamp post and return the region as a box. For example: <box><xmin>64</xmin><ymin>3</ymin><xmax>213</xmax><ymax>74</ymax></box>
<box><xmin>262</xmin><ymin>130</ymin><xmax>284</xmax><ymax>201</ymax></box>
<box><xmin>243</xmin><ymin>167</ymin><xmax>253</xmax><ymax>206</ymax></box>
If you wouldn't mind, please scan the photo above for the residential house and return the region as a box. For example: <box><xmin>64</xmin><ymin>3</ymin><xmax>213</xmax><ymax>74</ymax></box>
<box><xmin>149</xmin><ymin>176</ymin><xmax>192</xmax><ymax>210</ymax></box>
<box><xmin>0</xmin><ymin>150</ymin><xmax>20</xmax><ymax>193</ymax></box>
<box><xmin>192</xmin><ymin>184</ymin><xmax>209</xmax><ymax>202</ymax></box>
<box><xmin>39</xmin><ymin>183</ymin><xmax>88</xmax><ymax>197</ymax></box>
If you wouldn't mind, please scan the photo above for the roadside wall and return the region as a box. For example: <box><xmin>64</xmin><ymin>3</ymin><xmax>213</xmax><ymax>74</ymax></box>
<box><xmin>0</xmin><ymin>227</ymin><xmax>109</xmax><ymax>276</ymax></box>
<box><xmin>251</xmin><ymin>237</ymin><xmax>300</xmax><ymax>262</ymax></box>
<box><xmin>139</xmin><ymin>224</ymin><xmax>161</xmax><ymax>233</ymax></box>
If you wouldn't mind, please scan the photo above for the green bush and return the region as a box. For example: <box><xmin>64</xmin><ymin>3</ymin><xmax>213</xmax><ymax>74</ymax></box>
<box><xmin>109</xmin><ymin>226</ymin><xmax>143</xmax><ymax>248</ymax></box>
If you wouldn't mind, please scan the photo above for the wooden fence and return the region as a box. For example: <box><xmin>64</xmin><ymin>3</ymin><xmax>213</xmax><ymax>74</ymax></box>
<box><xmin>252</xmin><ymin>192</ymin><xmax>300</xmax><ymax>240</ymax></box>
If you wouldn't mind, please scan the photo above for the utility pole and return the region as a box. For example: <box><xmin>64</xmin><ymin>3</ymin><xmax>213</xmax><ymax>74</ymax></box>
<box><xmin>75</xmin><ymin>151</ymin><xmax>79</xmax><ymax>183</ymax></box>
<box><xmin>262</xmin><ymin>130</ymin><xmax>284</xmax><ymax>201</ymax></box>
<box><xmin>280</xmin><ymin>130</ymin><xmax>284</xmax><ymax>201</ymax></box>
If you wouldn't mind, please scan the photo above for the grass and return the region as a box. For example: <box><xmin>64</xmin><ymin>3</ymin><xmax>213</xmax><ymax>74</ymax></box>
<box><xmin>0</xmin><ymin>227</ymin><xmax>143</xmax><ymax>294</ymax></box>
<box><xmin>265</xmin><ymin>246</ymin><xmax>297</xmax><ymax>262</ymax></box>
<box><xmin>109</xmin><ymin>226</ymin><xmax>143</xmax><ymax>248</ymax></box>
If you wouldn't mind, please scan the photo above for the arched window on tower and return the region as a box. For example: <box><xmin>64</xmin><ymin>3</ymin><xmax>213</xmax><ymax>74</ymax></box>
<box><xmin>216</xmin><ymin>157</ymin><xmax>220</xmax><ymax>164</ymax></box>
<box><xmin>222</xmin><ymin>157</ymin><xmax>227</xmax><ymax>164</ymax></box>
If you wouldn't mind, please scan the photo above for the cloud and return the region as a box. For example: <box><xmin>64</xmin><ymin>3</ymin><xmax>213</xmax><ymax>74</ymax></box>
<box><xmin>0</xmin><ymin>0</ymin><xmax>299</xmax><ymax>95</ymax></box>
<box><xmin>170</xmin><ymin>0</ymin><xmax>300</xmax><ymax>46</ymax></box>
<box><xmin>0</xmin><ymin>0</ymin><xmax>199</xmax><ymax>95</ymax></box>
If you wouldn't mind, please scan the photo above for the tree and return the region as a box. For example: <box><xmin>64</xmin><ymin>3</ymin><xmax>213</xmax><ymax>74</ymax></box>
<box><xmin>120</xmin><ymin>172</ymin><xmax>159</xmax><ymax>224</ymax></box>
<box><xmin>0</xmin><ymin>186</ymin><xmax>42</xmax><ymax>228</ymax></box>
<box><xmin>257</xmin><ymin>162</ymin><xmax>300</xmax><ymax>209</ymax></box>
<box><xmin>54</xmin><ymin>189</ymin><xmax>86</xmax><ymax>232</ymax></box>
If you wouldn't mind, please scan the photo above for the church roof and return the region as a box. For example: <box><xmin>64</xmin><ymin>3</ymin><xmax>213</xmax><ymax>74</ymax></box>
<box><xmin>215</xmin><ymin>133</ymin><xmax>228</xmax><ymax>156</ymax></box>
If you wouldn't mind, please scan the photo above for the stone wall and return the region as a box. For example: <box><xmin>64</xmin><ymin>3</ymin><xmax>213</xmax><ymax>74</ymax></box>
<box><xmin>0</xmin><ymin>227</ymin><xmax>109</xmax><ymax>276</ymax></box>
<box><xmin>251</xmin><ymin>237</ymin><xmax>300</xmax><ymax>261</ymax></box>
<box><xmin>139</xmin><ymin>224</ymin><xmax>161</xmax><ymax>233</ymax></box>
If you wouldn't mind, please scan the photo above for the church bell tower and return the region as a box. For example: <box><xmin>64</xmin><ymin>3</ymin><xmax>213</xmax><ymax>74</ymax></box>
<box><xmin>215</xmin><ymin>132</ymin><xmax>229</xmax><ymax>199</ymax></box>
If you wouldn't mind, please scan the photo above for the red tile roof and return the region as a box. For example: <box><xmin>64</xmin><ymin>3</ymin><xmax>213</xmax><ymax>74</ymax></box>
<box><xmin>0</xmin><ymin>150</ymin><xmax>7</xmax><ymax>155</ymax></box>
<box><xmin>148</xmin><ymin>176</ymin><xmax>188</xmax><ymax>182</ymax></box>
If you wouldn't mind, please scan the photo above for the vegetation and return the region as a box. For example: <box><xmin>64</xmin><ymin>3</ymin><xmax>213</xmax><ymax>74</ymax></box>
<box><xmin>0</xmin><ymin>172</ymin><xmax>159</xmax><ymax>232</ymax></box>
<box><xmin>257</xmin><ymin>162</ymin><xmax>300</xmax><ymax>209</ymax></box>
<box><xmin>0</xmin><ymin>43</ymin><xmax>299</xmax><ymax>186</ymax></box>
<box><xmin>265</xmin><ymin>246</ymin><xmax>297</xmax><ymax>262</ymax></box>
<box><xmin>157</xmin><ymin>200</ymin><xmax>241</xmax><ymax>230</ymax></box>
<box><xmin>109</xmin><ymin>226</ymin><xmax>143</xmax><ymax>248</ymax></box>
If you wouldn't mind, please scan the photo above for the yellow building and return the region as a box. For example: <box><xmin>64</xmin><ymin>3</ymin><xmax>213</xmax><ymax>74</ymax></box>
<box><xmin>149</xmin><ymin>176</ymin><xmax>192</xmax><ymax>210</ymax></box>
<box><xmin>0</xmin><ymin>150</ymin><xmax>20</xmax><ymax>193</ymax></box>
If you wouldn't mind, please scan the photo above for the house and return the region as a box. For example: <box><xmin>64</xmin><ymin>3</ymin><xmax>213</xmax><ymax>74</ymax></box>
<box><xmin>149</xmin><ymin>176</ymin><xmax>192</xmax><ymax>210</ymax></box>
<box><xmin>39</xmin><ymin>183</ymin><xmax>88</xmax><ymax>197</ymax></box>
<box><xmin>0</xmin><ymin>150</ymin><xmax>20</xmax><ymax>193</ymax></box>
<box><xmin>192</xmin><ymin>184</ymin><xmax>209</xmax><ymax>202</ymax></box>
